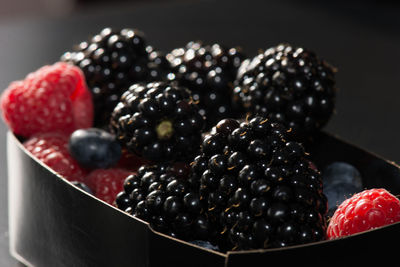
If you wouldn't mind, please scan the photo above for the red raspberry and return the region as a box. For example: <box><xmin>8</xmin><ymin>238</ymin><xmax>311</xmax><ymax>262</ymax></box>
<box><xmin>1</xmin><ymin>62</ymin><xmax>93</xmax><ymax>137</ymax></box>
<box><xmin>327</xmin><ymin>188</ymin><xmax>400</xmax><ymax>239</ymax></box>
<box><xmin>24</xmin><ymin>133</ymin><xmax>87</xmax><ymax>182</ymax></box>
<box><xmin>84</xmin><ymin>169</ymin><xmax>133</xmax><ymax>205</ymax></box>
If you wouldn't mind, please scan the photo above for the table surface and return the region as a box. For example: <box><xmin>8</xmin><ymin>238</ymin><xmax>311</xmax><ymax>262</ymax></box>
<box><xmin>0</xmin><ymin>0</ymin><xmax>399</xmax><ymax>265</ymax></box>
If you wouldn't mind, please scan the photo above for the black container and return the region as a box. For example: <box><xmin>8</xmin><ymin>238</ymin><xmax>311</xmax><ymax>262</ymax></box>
<box><xmin>7</xmin><ymin>131</ymin><xmax>400</xmax><ymax>267</ymax></box>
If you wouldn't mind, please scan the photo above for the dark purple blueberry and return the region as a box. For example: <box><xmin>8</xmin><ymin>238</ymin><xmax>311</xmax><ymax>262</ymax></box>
<box><xmin>69</xmin><ymin>128</ymin><xmax>121</xmax><ymax>169</ymax></box>
<box><xmin>71</xmin><ymin>181</ymin><xmax>93</xmax><ymax>195</ymax></box>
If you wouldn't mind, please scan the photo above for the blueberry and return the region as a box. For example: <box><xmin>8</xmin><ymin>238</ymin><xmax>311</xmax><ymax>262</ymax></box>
<box><xmin>322</xmin><ymin>162</ymin><xmax>362</xmax><ymax>189</ymax></box>
<box><xmin>189</xmin><ymin>240</ymin><xmax>219</xmax><ymax>251</ymax></box>
<box><xmin>324</xmin><ymin>183</ymin><xmax>359</xmax><ymax>216</ymax></box>
<box><xmin>71</xmin><ymin>181</ymin><xmax>93</xmax><ymax>195</ymax></box>
<box><xmin>322</xmin><ymin>162</ymin><xmax>363</xmax><ymax>216</ymax></box>
<box><xmin>69</xmin><ymin>128</ymin><xmax>122</xmax><ymax>169</ymax></box>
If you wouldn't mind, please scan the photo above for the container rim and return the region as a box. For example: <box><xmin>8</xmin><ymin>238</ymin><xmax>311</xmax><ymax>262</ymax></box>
<box><xmin>8</xmin><ymin>130</ymin><xmax>400</xmax><ymax>258</ymax></box>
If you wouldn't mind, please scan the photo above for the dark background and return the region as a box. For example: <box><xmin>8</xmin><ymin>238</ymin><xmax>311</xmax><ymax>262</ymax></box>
<box><xmin>0</xmin><ymin>0</ymin><xmax>399</xmax><ymax>265</ymax></box>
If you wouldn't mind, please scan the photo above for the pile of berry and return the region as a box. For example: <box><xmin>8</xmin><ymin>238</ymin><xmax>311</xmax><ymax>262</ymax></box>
<box><xmin>2</xmin><ymin>27</ymin><xmax>400</xmax><ymax>252</ymax></box>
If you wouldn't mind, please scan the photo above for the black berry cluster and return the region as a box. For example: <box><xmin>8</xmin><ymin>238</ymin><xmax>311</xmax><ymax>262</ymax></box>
<box><xmin>61</xmin><ymin>27</ymin><xmax>171</xmax><ymax>126</ymax></box>
<box><xmin>166</xmin><ymin>41</ymin><xmax>245</xmax><ymax>129</ymax></box>
<box><xmin>110</xmin><ymin>82</ymin><xmax>205</xmax><ymax>162</ymax></box>
<box><xmin>233</xmin><ymin>43</ymin><xmax>336</xmax><ymax>138</ymax></box>
<box><xmin>115</xmin><ymin>163</ymin><xmax>215</xmax><ymax>241</ymax></box>
<box><xmin>191</xmin><ymin>117</ymin><xmax>328</xmax><ymax>251</ymax></box>
<box><xmin>96</xmin><ymin>33</ymin><xmax>336</xmax><ymax>252</ymax></box>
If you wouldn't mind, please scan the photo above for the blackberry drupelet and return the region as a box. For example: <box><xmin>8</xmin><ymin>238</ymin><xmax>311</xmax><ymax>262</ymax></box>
<box><xmin>61</xmin><ymin>27</ymin><xmax>171</xmax><ymax>126</ymax></box>
<box><xmin>146</xmin><ymin>46</ymin><xmax>172</xmax><ymax>82</ymax></box>
<box><xmin>191</xmin><ymin>117</ymin><xmax>328</xmax><ymax>251</ymax></box>
<box><xmin>110</xmin><ymin>82</ymin><xmax>205</xmax><ymax>162</ymax></box>
<box><xmin>233</xmin><ymin>43</ymin><xmax>337</xmax><ymax>138</ymax></box>
<box><xmin>115</xmin><ymin>163</ymin><xmax>215</xmax><ymax>241</ymax></box>
<box><xmin>166</xmin><ymin>41</ymin><xmax>245</xmax><ymax>129</ymax></box>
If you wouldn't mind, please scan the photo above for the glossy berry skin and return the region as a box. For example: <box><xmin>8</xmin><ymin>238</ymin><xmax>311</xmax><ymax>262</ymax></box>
<box><xmin>110</xmin><ymin>82</ymin><xmax>205</xmax><ymax>162</ymax></box>
<box><xmin>322</xmin><ymin>162</ymin><xmax>363</xmax><ymax>216</ymax></box>
<box><xmin>71</xmin><ymin>181</ymin><xmax>93</xmax><ymax>195</ymax></box>
<box><xmin>61</xmin><ymin>27</ymin><xmax>171</xmax><ymax>127</ymax></box>
<box><xmin>191</xmin><ymin>117</ymin><xmax>328</xmax><ymax>251</ymax></box>
<box><xmin>233</xmin><ymin>43</ymin><xmax>336</xmax><ymax>138</ymax></box>
<box><xmin>24</xmin><ymin>133</ymin><xmax>88</xmax><ymax>182</ymax></box>
<box><xmin>115</xmin><ymin>163</ymin><xmax>213</xmax><ymax>241</ymax></box>
<box><xmin>327</xmin><ymin>188</ymin><xmax>400</xmax><ymax>239</ymax></box>
<box><xmin>84</xmin><ymin>168</ymin><xmax>133</xmax><ymax>205</ymax></box>
<box><xmin>1</xmin><ymin>62</ymin><xmax>93</xmax><ymax>138</ymax></box>
<box><xmin>166</xmin><ymin>41</ymin><xmax>245</xmax><ymax>129</ymax></box>
<box><xmin>189</xmin><ymin>240</ymin><xmax>219</xmax><ymax>251</ymax></box>
<box><xmin>69</xmin><ymin>128</ymin><xmax>122</xmax><ymax>169</ymax></box>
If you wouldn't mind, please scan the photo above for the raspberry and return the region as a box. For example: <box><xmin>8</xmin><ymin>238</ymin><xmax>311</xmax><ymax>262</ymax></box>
<box><xmin>23</xmin><ymin>133</ymin><xmax>87</xmax><ymax>182</ymax></box>
<box><xmin>327</xmin><ymin>188</ymin><xmax>400</xmax><ymax>239</ymax></box>
<box><xmin>1</xmin><ymin>62</ymin><xmax>93</xmax><ymax>137</ymax></box>
<box><xmin>84</xmin><ymin>168</ymin><xmax>133</xmax><ymax>205</ymax></box>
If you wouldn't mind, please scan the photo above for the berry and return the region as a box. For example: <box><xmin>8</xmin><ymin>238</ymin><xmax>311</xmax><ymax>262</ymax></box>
<box><xmin>324</xmin><ymin>183</ymin><xmax>361</xmax><ymax>217</ymax></box>
<box><xmin>327</xmin><ymin>188</ymin><xmax>400</xmax><ymax>239</ymax></box>
<box><xmin>233</xmin><ymin>43</ymin><xmax>337</xmax><ymax>138</ymax></box>
<box><xmin>166</xmin><ymin>41</ymin><xmax>245</xmax><ymax>129</ymax></box>
<box><xmin>323</xmin><ymin>162</ymin><xmax>362</xmax><ymax>188</ymax></box>
<box><xmin>322</xmin><ymin>162</ymin><xmax>363</xmax><ymax>216</ymax></box>
<box><xmin>71</xmin><ymin>181</ymin><xmax>93</xmax><ymax>194</ymax></box>
<box><xmin>84</xmin><ymin>168</ymin><xmax>133</xmax><ymax>205</ymax></box>
<box><xmin>110</xmin><ymin>82</ymin><xmax>205</xmax><ymax>162</ymax></box>
<box><xmin>69</xmin><ymin>128</ymin><xmax>122</xmax><ymax>169</ymax></box>
<box><xmin>61</xmin><ymin>28</ymin><xmax>170</xmax><ymax>126</ymax></box>
<box><xmin>23</xmin><ymin>133</ymin><xmax>87</xmax><ymax>182</ymax></box>
<box><xmin>1</xmin><ymin>62</ymin><xmax>93</xmax><ymax>138</ymax></box>
<box><xmin>191</xmin><ymin>117</ymin><xmax>328</xmax><ymax>251</ymax></box>
<box><xmin>115</xmin><ymin>163</ymin><xmax>214</xmax><ymax>241</ymax></box>
<box><xmin>189</xmin><ymin>240</ymin><xmax>219</xmax><ymax>251</ymax></box>
<box><xmin>146</xmin><ymin>46</ymin><xmax>172</xmax><ymax>81</ymax></box>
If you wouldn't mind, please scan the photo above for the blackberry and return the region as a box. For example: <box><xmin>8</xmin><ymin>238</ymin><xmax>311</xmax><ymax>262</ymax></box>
<box><xmin>191</xmin><ymin>117</ymin><xmax>328</xmax><ymax>251</ymax></box>
<box><xmin>233</xmin><ymin>43</ymin><xmax>337</xmax><ymax>138</ymax></box>
<box><xmin>166</xmin><ymin>41</ymin><xmax>245</xmax><ymax>129</ymax></box>
<box><xmin>61</xmin><ymin>27</ymin><xmax>171</xmax><ymax>126</ymax></box>
<box><xmin>110</xmin><ymin>82</ymin><xmax>205</xmax><ymax>162</ymax></box>
<box><xmin>146</xmin><ymin>46</ymin><xmax>172</xmax><ymax>82</ymax></box>
<box><xmin>115</xmin><ymin>163</ymin><xmax>214</xmax><ymax>241</ymax></box>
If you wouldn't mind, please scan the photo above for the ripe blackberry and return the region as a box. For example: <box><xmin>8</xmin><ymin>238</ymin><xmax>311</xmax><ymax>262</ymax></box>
<box><xmin>191</xmin><ymin>117</ymin><xmax>328</xmax><ymax>251</ymax></box>
<box><xmin>110</xmin><ymin>82</ymin><xmax>205</xmax><ymax>162</ymax></box>
<box><xmin>166</xmin><ymin>41</ymin><xmax>245</xmax><ymax>129</ymax></box>
<box><xmin>233</xmin><ymin>43</ymin><xmax>337</xmax><ymax>138</ymax></box>
<box><xmin>61</xmin><ymin>27</ymin><xmax>171</xmax><ymax>126</ymax></box>
<box><xmin>116</xmin><ymin>163</ymin><xmax>214</xmax><ymax>241</ymax></box>
<box><xmin>146</xmin><ymin>46</ymin><xmax>172</xmax><ymax>82</ymax></box>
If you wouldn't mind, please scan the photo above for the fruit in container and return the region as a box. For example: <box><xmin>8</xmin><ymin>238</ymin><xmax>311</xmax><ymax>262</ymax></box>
<box><xmin>191</xmin><ymin>117</ymin><xmax>328</xmax><ymax>251</ymax></box>
<box><xmin>61</xmin><ymin>27</ymin><xmax>171</xmax><ymax>126</ymax></box>
<box><xmin>166</xmin><ymin>41</ymin><xmax>245</xmax><ymax>129</ymax></box>
<box><xmin>233</xmin><ymin>43</ymin><xmax>337</xmax><ymax>138</ymax></box>
<box><xmin>110</xmin><ymin>81</ymin><xmax>205</xmax><ymax>162</ymax></box>
<box><xmin>85</xmin><ymin>168</ymin><xmax>133</xmax><ymax>205</ymax></box>
<box><xmin>115</xmin><ymin>162</ymin><xmax>214</xmax><ymax>241</ymax></box>
<box><xmin>0</xmin><ymin>62</ymin><xmax>93</xmax><ymax>138</ymax></box>
<box><xmin>322</xmin><ymin>162</ymin><xmax>363</xmax><ymax>216</ymax></box>
<box><xmin>23</xmin><ymin>133</ymin><xmax>88</xmax><ymax>182</ymax></box>
<box><xmin>69</xmin><ymin>128</ymin><xmax>122</xmax><ymax>169</ymax></box>
<box><xmin>1</xmin><ymin>31</ymin><xmax>364</xmax><ymax>255</ymax></box>
<box><xmin>327</xmin><ymin>188</ymin><xmax>400</xmax><ymax>239</ymax></box>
